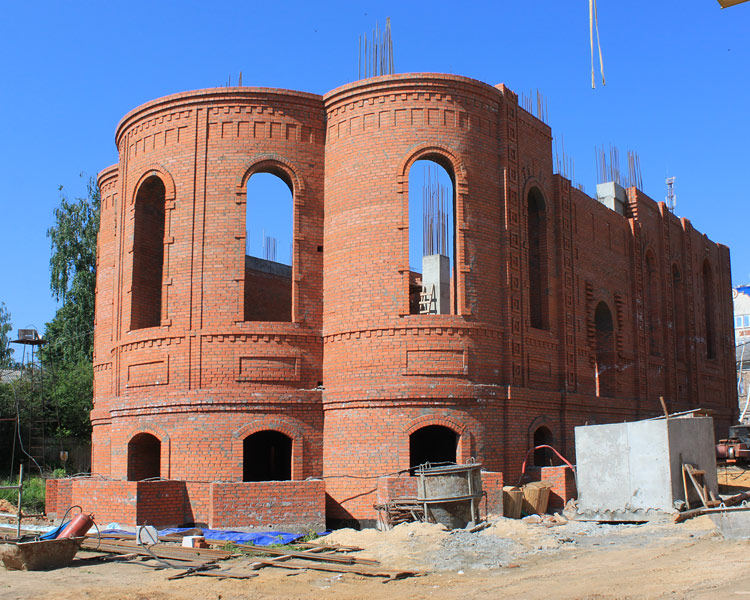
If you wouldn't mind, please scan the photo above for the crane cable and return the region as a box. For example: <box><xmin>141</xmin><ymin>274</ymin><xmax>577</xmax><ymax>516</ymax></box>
<box><xmin>590</xmin><ymin>0</ymin><xmax>606</xmax><ymax>88</ymax></box>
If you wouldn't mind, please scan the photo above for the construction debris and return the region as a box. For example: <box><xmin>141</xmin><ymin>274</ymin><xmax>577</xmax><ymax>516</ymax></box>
<box><xmin>74</xmin><ymin>532</ymin><xmax>421</xmax><ymax>581</ymax></box>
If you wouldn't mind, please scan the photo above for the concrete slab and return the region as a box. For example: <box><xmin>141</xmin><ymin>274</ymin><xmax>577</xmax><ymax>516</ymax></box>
<box><xmin>574</xmin><ymin>416</ymin><xmax>717</xmax><ymax>521</ymax></box>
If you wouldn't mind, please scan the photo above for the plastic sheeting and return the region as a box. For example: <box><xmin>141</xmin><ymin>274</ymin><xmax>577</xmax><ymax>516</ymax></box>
<box><xmin>100</xmin><ymin>527</ymin><xmax>304</xmax><ymax>546</ymax></box>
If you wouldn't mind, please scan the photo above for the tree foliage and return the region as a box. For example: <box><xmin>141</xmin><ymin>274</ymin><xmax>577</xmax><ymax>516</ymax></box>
<box><xmin>41</xmin><ymin>177</ymin><xmax>100</xmax><ymax>439</ymax></box>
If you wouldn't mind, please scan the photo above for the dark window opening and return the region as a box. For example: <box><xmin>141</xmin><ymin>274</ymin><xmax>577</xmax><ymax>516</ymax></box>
<box><xmin>703</xmin><ymin>260</ymin><xmax>716</xmax><ymax>359</ymax></box>
<box><xmin>645</xmin><ymin>251</ymin><xmax>661</xmax><ymax>356</ymax></box>
<box><xmin>595</xmin><ymin>301</ymin><xmax>616</xmax><ymax>397</ymax></box>
<box><xmin>409</xmin><ymin>425</ymin><xmax>458</xmax><ymax>470</ymax></box>
<box><xmin>533</xmin><ymin>426</ymin><xmax>554</xmax><ymax>467</ymax></box>
<box><xmin>244</xmin><ymin>172</ymin><xmax>293</xmax><ymax>322</ymax></box>
<box><xmin>243</xmin><ymin>430</ymin><xmax>292</xmax><ymax>482</ymax></box>
<box><xmin>131</xmin><ymin>176</ymin><xmax>166</xmax><ymax>330</ymax></box>
<box><xmin>527</xmin><ymin>188</ymin><xmax>549</xmax><ymax>330</ymax></box>
<box><xmin>672</xmin><ymin>264</ymin><xmax>687</xmax><ymax>362</ymax></box>
<box><xmin>408</xmin><ymin>159</ymin><xmax>456</xmax><ymax>315</ymax></box>
<box><xmin>127</xmin><ymin>433</ymin><xmax>161</xmax><ymax>481</ymax></box>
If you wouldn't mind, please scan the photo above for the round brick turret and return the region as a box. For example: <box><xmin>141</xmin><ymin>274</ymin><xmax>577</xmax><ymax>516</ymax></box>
<box><xmin>92</xmin><ymin>88</ymin><xmax>326</xmax><ymax>482</ymax></box>
<box><xmin>321</xmin><ymin>74</ymin><xmax>509</xmax><ymax>519</ymax></box>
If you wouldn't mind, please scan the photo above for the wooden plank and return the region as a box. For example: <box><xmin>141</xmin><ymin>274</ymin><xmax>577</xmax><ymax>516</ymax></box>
<box><xmin>248</xmin><ymin>558</ymin><xmax>419</xmax><ymax>580</ymax></box>
<box><xmin>231</xmin><ymin>542</ymin><xmax>380</xmax><ymax>565</ymax></box>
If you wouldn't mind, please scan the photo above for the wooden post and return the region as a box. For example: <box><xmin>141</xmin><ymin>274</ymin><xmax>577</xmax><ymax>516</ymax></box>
<box><xmin>16</xmin><ymin>463</ymin><xmax>23</xmax><ymax>539</ymax></box>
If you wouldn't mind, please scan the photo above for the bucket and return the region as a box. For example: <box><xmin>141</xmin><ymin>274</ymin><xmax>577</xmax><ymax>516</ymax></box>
<box><xmin>416</xmin><ymin>463</ymin><xmax>483</xmax><ymax>529</ymax></box>
<box><xmin>502</xmin><ymin>486</ymin><xmax>524</xmax><ymax>519</ymax></box>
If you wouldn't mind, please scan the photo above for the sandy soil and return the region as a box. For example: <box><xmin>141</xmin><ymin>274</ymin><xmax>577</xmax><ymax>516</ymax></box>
<box><xmin>4</xmin><ymin>513</ymin><xmax>750</xmax><ymax>600</ymax></box>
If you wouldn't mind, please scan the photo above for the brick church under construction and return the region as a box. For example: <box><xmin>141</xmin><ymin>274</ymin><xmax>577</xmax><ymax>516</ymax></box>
<box><xmin>46</xmin><ymin>73</ymin><xmax>736</xmax><ymax>529</ymax></box>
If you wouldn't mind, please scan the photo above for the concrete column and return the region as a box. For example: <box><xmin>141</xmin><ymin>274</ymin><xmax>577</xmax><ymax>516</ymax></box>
<box><xmin>421</xmin><ymin>254</ymin><xmax>450</xmax><ymax>314</ymax></box>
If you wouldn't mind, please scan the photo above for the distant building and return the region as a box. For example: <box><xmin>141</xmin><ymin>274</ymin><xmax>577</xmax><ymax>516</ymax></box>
<box><xmin>734</xmin><ymin>286</ymin><xmax>750</xmax><ymax>421</ymax></box>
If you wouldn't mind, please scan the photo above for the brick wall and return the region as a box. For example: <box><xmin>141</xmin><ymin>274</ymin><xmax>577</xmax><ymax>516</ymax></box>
<box><xmin>209</xmin><ymin>480</ymin><xmax>325</xmax><ymax>530</ymax></box>
<box><xmin>83</xmin><ymin>74</ymin><xmax>735</xmax><ymax>527</ymax></box>
<box><xmin>525</xmin><ymin>466</ymin><xmax>577</xmax><ymax>510</ymax></box>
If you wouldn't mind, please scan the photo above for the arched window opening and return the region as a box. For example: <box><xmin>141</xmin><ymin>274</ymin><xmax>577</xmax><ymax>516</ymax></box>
<box><xmin>244</xmin><ymin>172</ymin><xmax>293</xmax><ymax>322</ymax></box>
<box><xmin>703</xmin><ymin>260</ymin><xmax>716</xmax><ymax>359</ymax></box>
<box><xmin>127</xmin><ymin>433</ymin><xmax>161</xmax><ymax>481</ymax></box>
<box><xmin>408</xmin><ymin>160</ymin><xmax>456</xmax><ymax>315</ymax></box>
<box><xmin>645</xmin><ymin>251</ymin><xmax>661</xmax><ymax>356</ymax></box>
<box><xmin>594</xmin><ymin>301</ymin><xmax>616</xmax><ymax>397</ymax></box>
<box><xmin>409</xmin><ymin>425</ymin><xmax>458</xmax><ymax>470</ymax></box>
<box><xmin>527</xmin><ymin>188</ymin><xmax>549</xmax><ymax>330</ymax></box>
<box><xmin>672</xmin><ymin>264</ymin><xmax>687</xmax><ymax>362</ymax></box>
<box><xmin>533</xmin><ymin>426</ymin><xmax>554</xmax><ymax>467</ymax></box>
<box><xmin>243</xmin><ymin>430</ymin><xmax>292</xmax><ymax>482</ymax></box>
<box><xmin>131</xmin><ymin>176</ymin><xmax>166</xmax><ymax>330</ymax></box>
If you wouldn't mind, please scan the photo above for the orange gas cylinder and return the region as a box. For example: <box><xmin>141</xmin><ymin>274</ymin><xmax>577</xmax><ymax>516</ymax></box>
<box><xmin>58</xmin><ymin>512</ymin><xmax>95</xmax><ymax>539</ymax></box>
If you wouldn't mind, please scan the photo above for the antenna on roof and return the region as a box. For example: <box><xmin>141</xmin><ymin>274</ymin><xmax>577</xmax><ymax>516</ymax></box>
<box><xmin>666</xmin><ymin>176</ymin><xmax>676</xmax><ymax>213</ymax></box>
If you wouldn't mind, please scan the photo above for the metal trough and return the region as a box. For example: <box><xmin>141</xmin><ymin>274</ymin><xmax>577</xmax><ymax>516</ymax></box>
<box><xmin>416</xmin><ymin>462</ymin><xmax>483</xmax><ymax>529</ymax></box>
<box><xmin>0</xmin><ymin>537</ymin><xmax>84</xmax><ymax>571</ymax></box>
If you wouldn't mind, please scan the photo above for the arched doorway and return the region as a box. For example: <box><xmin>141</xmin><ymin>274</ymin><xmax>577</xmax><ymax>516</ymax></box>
<box><xmin>127</xmin><ymin>433</ymin><xmax>161</xmax><ymax>481</ymax></box>
<box><xmin>533</xmin><ymin>426</ymin><xmax>554</xmax><ymax>466</ymax></box>
<box><xmin>243</xmin><ymin>430</ymin><xmax>292</xmax><ymax>481</ymax></box>
<box><xmin>409</xmin><ymin>425</ymin><xmax>458</xmax><ymax>470</ymax></box>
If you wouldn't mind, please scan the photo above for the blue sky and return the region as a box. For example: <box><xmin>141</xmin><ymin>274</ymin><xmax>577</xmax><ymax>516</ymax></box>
<box><xmin>0</xmin><ymin>1</ymin><xmax>748</xmax><ymax>358</ymax></box>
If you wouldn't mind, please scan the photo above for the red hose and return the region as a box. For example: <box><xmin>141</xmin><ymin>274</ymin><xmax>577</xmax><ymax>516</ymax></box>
<box><xmin>516</xmin><ymin>444</ymin><xmax>576</xmax><ymax>487</ymax></box>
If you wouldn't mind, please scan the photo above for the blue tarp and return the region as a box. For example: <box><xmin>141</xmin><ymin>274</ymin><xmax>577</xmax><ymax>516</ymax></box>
<box><xmin>99</xmin><ymin>527</ymin><xmax>305</xmax><ymax>546</ymax></box>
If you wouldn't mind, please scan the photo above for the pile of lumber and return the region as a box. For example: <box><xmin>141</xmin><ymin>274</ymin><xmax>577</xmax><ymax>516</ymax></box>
<box><xmin>80</xmin><ymin>532</ymin><xmax>420</xmax><ymax>581</ymax></box>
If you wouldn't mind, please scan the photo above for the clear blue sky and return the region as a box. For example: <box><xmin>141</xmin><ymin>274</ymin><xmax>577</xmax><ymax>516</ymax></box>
<box><xmin>1</xmin><ymin>1</ymin><xmax>748</xmax><ymax>359</ymax></box>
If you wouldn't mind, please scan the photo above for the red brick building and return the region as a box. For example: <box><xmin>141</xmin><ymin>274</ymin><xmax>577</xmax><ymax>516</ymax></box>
<box><xmin>48</xmin><ymin>74</ymin><xmax>736</xmax><ymax>528</ymax></box>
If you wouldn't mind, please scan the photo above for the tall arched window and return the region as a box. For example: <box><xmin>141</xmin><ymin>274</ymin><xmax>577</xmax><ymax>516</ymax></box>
<box><xmin>127</xmin><ymin>433</ymin><xmax>161</xmax><ymax>481</ymax></box>
<box><xmin>644</xmin><ymin>250</ymin><xmax>661</xmax><ymax>356</ymax></box>
<box><xmin>243</xmin><ymin>430</ymin><xmax>292</xmax><ymax>482</ymax></box>
<box><xmin>672</xmin><ymin>264</ymin><xmax>687</xmax><ymax>362</ymax></box>
<box><xmin>527</xmin><ymin>188</ymin><xmax>549</xmax><ymax>330</ymax></box>
<box><xmin>594</xmin><ymin>301</ymin><xmax>616</xmax><ymax>397</ymax></box>
<box><xmin>244</xmin><ymin>171</ymin><xmax>293</xmax><ymax>322</ymax></box>
<box><xmin>409</xmin><ymin>425</ymin><xmax>458</xmax><ymax>470</ymax></box>
<box><xmin>131</xmin><ymin>176</ymin><xmax>166</xmax><ymax>330</ymax></box>
<box><xmin>703</xmin><ymin>260</ymin><xmax>716</xmax><ymax>359</ymax></box>
<box><xmin>408</xmin><ymin>159</ymin><xmax>455</xmax><ymax>315</ymax></box>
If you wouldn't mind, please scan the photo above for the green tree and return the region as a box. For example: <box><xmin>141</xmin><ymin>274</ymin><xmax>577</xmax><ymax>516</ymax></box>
<box><xmin>0</xmin><ymin>302</ymin><xmax>12</xmax><ymax>368</ymax></box>
<box><xmin>41</xmin><ymin>177</ymin><xmax>100</xmax><ymax>439</ymax></box>
<box><xmin>45</xmin><ymin>177</ymin><xmax>100</xmax><ymax>364</ymax></box>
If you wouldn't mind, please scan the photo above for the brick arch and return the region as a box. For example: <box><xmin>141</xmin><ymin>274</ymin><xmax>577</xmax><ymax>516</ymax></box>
<box><xmin>396</xmin><ymin>143</ymin><xmax>470</xmax><ymax>316</ymax></box>
<box><xmin>235</xmin><ymin>155</ymin><xmax>305</xmax><ymax>196</ymax></box>
<box><xmin>231</xmin><ymin>417</ymin><xmax>305</xmax><ymax>480</ymax></box>
<box><xmin>527</xmin><ymin>415</ymin><xmax>556</xmax><ymax>443</ymax></box>
<box><xmin>131</xmin><ymin>165</ymin><xmax>176</xmax><ymax>204</ymax></box>
<box><xmin>403</xmin><ymin>413</ymin><xmax>471</xmax><ymax>463</ymax></box>
<box><xmin>521</xmin><ymin>178</ymin><xmax>554</xmax><ymax>218</ymax></box>
<box><xmin>396</xmin><ymin>143</ymin><xmax>468</xmax><ymax>186</ymax></box>
<box><xmin>123</xmin><ymin>423</ymin><xmax>171</xmax><ymax>479</ymax></box>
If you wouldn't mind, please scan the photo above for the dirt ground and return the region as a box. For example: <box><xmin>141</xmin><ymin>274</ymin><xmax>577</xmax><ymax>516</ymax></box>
<box><xmin>4</xmin><ymin>467</ymin><xmax>750</xmax><ymax>600</ymax></box>
<box><xmin>4</xmin><ymin>515</ymin><xmax>750</xmax><ymax>599</ymax></box>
